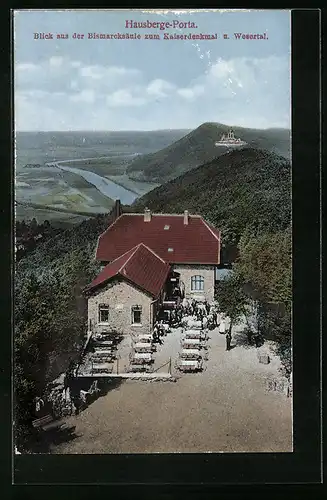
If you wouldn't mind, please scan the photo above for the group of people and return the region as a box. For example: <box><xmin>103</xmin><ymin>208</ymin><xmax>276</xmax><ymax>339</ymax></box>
<box><xmin>153</xmin><ymin>321</ymin><xmax>169</xmax><ymax>344</ymax></box>
<box><xmin>170</xmin><ymin>298</ymin><xmax>234</xmax><ymax>351</ymax></box>
<box><xmin>154</xmin><ymin>298</ymin><xmax>266</xmax><ymax>353</ymax></box>
<box><xmin>161</xmin><ymin>298</ymin><xmax>221</xmax><ymax>330</ymax></box>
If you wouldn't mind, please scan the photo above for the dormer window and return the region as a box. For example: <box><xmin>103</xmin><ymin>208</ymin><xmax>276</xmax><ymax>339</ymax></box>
<box><xmin>168</xmin><ymin>248</ymin><xmax>174</xmax><ymax>253</ymax></box>
<box><xmin>164</xmin><ymin>225</ymin><xmax>170</xmax><ymax>230</ymax></box>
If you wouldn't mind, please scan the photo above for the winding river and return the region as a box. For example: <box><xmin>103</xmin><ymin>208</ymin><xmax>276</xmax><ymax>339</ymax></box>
<box><xmin>47</xmin><ymin>159</ymin><xmax>139</xmax><ymax>205</ymax></box>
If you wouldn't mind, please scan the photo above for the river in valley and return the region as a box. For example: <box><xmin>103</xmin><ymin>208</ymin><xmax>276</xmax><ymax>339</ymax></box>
<box><xmin>48</xmin><ymin>160</ymin><xmax>139</xmax><ymax>205</ymax></box>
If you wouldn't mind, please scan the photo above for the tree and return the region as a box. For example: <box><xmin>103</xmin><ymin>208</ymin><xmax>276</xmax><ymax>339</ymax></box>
<box><xmin>233</xmin><ymin>227</ymin><xmax>292</xmax><ymax>375</ymax></box>
<box><xmin>235</xmin><ymin>228</ymin><xmax>292</xmax><ymax>305</ymax></box>
<box><xmin>215</xmin><ymin>273</ymin><xmax>249</xmax><ymax>335</ymax></box>
<box><xmin>14</xmin><ymin>273</ymin><xmax>58</xmax><ymax>449</ymax></box>
<box><xmin>30</xmin><ymin>217</ymin><xmax>38</xmax><ymax>236</ymax></box>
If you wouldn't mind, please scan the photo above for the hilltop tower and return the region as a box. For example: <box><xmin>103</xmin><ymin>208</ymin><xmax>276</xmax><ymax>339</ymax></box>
<box><xmin>215</xmin><ymin>128</ymin><xmax>247</xmax><ymax>147</ymax></box>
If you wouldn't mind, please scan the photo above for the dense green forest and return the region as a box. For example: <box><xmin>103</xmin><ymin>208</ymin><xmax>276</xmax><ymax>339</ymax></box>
<box><xmin>126</xmin><ymin>122</ymin><xmax>290</xmax><ymax>183</ymax></box>
<box><xmin>14</xmin><ymin>146</ymin><xmax>292</xmax><ymax>450</ymax></box>
<box><xmin>133</xmin><ymin>147</ymin><xmax>291</xmax><ymax>248</ymax></box>
<box><xmin>15</xmin><ymin>214</ymin><xmax>111</xmax><ymax>449</ymax></box>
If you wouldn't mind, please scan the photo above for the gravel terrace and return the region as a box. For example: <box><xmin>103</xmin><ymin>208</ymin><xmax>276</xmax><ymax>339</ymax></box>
<box><xmin>51</xmin><ymin>323</ymin><xmax>292</xmax><ymax>454</ymax></box>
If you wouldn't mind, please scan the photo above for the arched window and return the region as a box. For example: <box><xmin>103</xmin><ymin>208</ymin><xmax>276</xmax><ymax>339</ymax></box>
<box><xmin>191</xmin><ymin>275</ymin><xmax>204</xmax><ymax>291</ymax></box>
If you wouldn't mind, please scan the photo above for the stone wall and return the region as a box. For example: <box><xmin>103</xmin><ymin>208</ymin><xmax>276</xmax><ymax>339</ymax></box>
<box><xmin>173</xmin><ymin>264</ymin><xmax>215</xmax><ymax>302</ymax></box>
<box><xmin>88</xmin><ymin>279</ymin><xmax>154</xmax><ymax>336</ymax></box>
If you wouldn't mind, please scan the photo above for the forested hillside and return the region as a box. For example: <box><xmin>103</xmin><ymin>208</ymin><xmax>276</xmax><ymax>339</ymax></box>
<box><xmin>132</xmin><ymin>147</ymin><xmax>291</xmax><ymax>247</ymax></box>
<box><xmin>126</xmin><ymin>122</ymin><xmax>290</xmax><ymax>183</ymax></box>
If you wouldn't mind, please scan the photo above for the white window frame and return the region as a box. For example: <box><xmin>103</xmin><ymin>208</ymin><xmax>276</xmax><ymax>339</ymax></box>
<box><xmin>191</xmin><ymin>275</ymin><xmax>205</xmax><ymax>292</ymax></box>
<box><xmin>131</xmin><ymin>305</ymin><xmax>142</xmax><ymax>325</ymax></box>
<box><xmin>98</xmin><ymin>304</ymin><xmax>109</xmax><ymax>324</ymax></box>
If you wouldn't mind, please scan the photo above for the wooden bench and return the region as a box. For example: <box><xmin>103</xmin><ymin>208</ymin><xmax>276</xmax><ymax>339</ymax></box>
<box><xmin>32</xmin><ymin>414</ymin><xmax>53</xmax><ymax>428</ymax></box>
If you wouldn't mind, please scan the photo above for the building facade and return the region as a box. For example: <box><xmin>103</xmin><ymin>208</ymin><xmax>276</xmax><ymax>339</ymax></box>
<box><xmin>172</xmin><ymin>264</ymin><xmax>216</xmax><ymax>303</ymax></box>
<box><xmin>87</xmin><ymin>279</ymin><xmax>156</xmax><ymax>337</ymax></box>
<box><xmin>84</xmin><ymin>203</ymin><xmax>221</xmax><ymax>335</ymax></box>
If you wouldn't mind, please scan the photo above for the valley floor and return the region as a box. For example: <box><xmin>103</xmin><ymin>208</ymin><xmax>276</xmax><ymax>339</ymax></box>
<box><xmin>50</xmin><ymin>324</ymin><xmax>292</xmax><ymax>454</ymax></box>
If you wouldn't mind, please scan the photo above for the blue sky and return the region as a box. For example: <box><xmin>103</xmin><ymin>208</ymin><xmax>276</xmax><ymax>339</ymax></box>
<box><xmin>14</xmin><ymin>9</ymin><xmax>291</xmax><ymax>131</ymax></box>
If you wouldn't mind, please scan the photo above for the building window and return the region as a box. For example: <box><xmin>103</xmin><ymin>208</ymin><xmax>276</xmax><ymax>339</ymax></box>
<box><xmin>191</xmin><ymin>275</ymin><xmax>204</xmax><ymax>291</ymax></box>
<box><xmin>131</xmin><ymin>305</ymin><xmax>142</xmax><ymax>324</ymax></box>
<box><xmin>98</xmin><ymin>304</ymin><xmax>109</xmax><ymax>323</ymax></box>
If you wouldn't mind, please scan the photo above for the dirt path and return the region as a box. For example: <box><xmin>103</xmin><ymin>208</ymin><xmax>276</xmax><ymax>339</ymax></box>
<box><xmin>51</xmin><ymin>325</ymin><xmax>292</xmax><ymax>454</ymax></box>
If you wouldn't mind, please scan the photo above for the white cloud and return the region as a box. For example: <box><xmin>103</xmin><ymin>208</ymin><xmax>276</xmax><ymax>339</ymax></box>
<box><xmin>146</xmin><ymin>79</ymin><xmax>175</xmax><ymax>98</ymax></box>
<box><xmin>70</xmin><ymin>89</ymin><xmax>95</xmax><ymax>103</ymax></box>
<box><xmin>79</xmin><ymin>65</ymin><xmax>104</xmax><ymax>80</ymax></box>
<box><xmin>209</xmin><ymin>58</ymin><xmax>233</xmax><ymax>79</ymax></box>
<box><xmin>49</xmin><ymin>56</ymin><xmax>64</xmax><ymax>68</ymax></box>
<box><xmin>16</xmin><ymin>62</ymin><xmax>39</xmax><ymax>72</ymax></box>
<box><xmin>70</xmin><ymin>80</ymin><xmax>79</xmax><ymax>90</ymax></box>
<box><xmin>106</xmin><ymin>89</ymin><xmax>146</xmax><ymax>107</ymax></box>
<box><xmin>176</xmin><ymin>55</ymin><xmax>289</xmax><ymax>104</ymax></box>
<box><xmin>14</xmin><ymin>54</ymin><xmax>290</xmax><ymax>131</ymax></box>
<box><xmin>177</xmin><ymin>84</ymin><xmax>205</xmax><ymax>100</ymax></box>
<box><xmin>17</xmin><ymin>89</ymin><xmax>48</xmax><ymax>99</ymax></box>
<box><xmin>79</xmin><ymin>65</ymin><xmax>141</xmax><ymax>81</ymax></box>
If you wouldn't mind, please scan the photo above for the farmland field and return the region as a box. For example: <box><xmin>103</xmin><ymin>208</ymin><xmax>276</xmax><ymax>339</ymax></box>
<box><xmin>15</xmin><ymin>130</ymin><xmax>188</xmax><ymax>223</ymax></box>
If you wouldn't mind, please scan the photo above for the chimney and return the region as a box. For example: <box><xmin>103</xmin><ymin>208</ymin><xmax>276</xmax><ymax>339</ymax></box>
<box><xmin>144</xmin><ymin>207</ymin><xmax>152</xmax><ymax>222</ymax></box>
<box><xmin>183</xmin><ymin>210</ymin><xmax>189</xmax><ymax>225</ymax></box>
<box><xmin>114</xmin><ymin>199</ymin><xmax>122</xmax><ymax>220</ymax></box>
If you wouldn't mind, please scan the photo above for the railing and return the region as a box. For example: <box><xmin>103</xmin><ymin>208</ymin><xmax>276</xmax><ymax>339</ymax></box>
<box><xmin>152</xmin><ymin>357</ymin><xmax>172</xmax><ymax>375</ymax></box>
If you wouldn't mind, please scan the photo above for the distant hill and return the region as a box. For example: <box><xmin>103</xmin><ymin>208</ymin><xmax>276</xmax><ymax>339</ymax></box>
<box><xmin>132</xmin><ymin>147</ymin><xmax>291</xmax><ymax>248</ymax></box>
<box><xmin>126</xmin><ymin>122</ymin><xmax>290</xmax><ymax>183</ymax></box>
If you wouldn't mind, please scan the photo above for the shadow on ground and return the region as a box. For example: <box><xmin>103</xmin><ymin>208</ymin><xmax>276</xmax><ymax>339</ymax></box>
<box><xmin>25</xmin><ymin>378</ymin><xmax>124</xmax><ymax>454</ymax></box>
<box><xmin>74</xmin><ymin>377</ymin><xmax>124</xmax><ymax>415</ymax></box>
<box><xmin>27</xmin><ymin>422</ymin><xmax>80</xmax><ymax>454</ymax></box>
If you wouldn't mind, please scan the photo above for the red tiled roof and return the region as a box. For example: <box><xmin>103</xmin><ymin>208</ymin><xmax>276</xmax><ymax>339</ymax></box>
<box><xmin>96</xmin><ymin>214</ymin><xmax>220</xmax><ymax>265</ymax></box>
<box><xmin>85</xmin><ymin>243</ymin><xmax>171</xmax><ymax>297</ymax></box>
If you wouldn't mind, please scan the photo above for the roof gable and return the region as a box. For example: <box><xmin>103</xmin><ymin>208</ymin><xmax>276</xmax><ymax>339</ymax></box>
<box><xmin>85</xmin><ymin>243</ymin><xmax>171</xmax><ymax>297</ymax></box>
<box><xmin>96</xmin><ymin>213</ymin><xmax>220</xmax><ymax>265</ymax></box>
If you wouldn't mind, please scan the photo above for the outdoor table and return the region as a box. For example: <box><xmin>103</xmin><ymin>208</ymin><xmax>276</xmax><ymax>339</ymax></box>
<box><xmin>94</xmin><ymin>340</ymin><xmax>113</xmax><ymax>346</ymax></box>
<box><xmin>180</xmin><ymin>349</ymin><xmax>202</xmax><ymax>359</ymax></box>
<box><xmin>131</xmin><ymin>357</ymin><xmax>151</xmax><ymax>365</ymax></box>
<box><xmin>130</xmin><ymin>364</ymin><xmax>151</xmax><ymax>373</ymax></box>
<box><xmin>184</xmin><ymin>330</ymin><xmax>207</xmax><ymax>340</ymax></box>
<box><xmin>181</xmin><ymin>338</ymin><xmax>202</xmax><ymax>348</ymax></box>
<box><xmin>91</xmin><ymin>353</ymin><xmax>114</xmax><ymax>362</ymax></box>
<box><xmin>94</xmin><ymin>345</ymin><xmax>115</xmax><ymax>352</ymax></box>
<box><xmin>183</xmin><ymin>321</ymin><xmax>203</xmax><ymax>330</ymax></box>
<box><xmin>137</xmin><ymin>334</ymin><xmax>153</xmax><ymax>343</ymax></box>
<box><xmin>178</xmin><ymin>359</ymin><xmax>203</xmax><ymax>372</ymax></box>
<box><xmin>133</xmin><ymin>352</ymin><xmax>153</xmax><ymax>361</ymax></box>
<box><xmin>92</xmin><ymin>363</ymin><xmax>113</xmax><ymax>374</ymax></box>
<box><xmin>133</xmin><ymin>342</ymin><xmax>153</xmax><ymax>353</ymax></box>
<box><xmin>92</xmin><ymin>349</ymin><xmax>113</xmax><ymax>355</ymax></box>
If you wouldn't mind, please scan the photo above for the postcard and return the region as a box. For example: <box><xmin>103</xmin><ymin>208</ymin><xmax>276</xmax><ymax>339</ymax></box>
<box><xmin>14</xmin><ymin>8</ymin><xmax>292</xmax><ymax>456</ymax></box>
